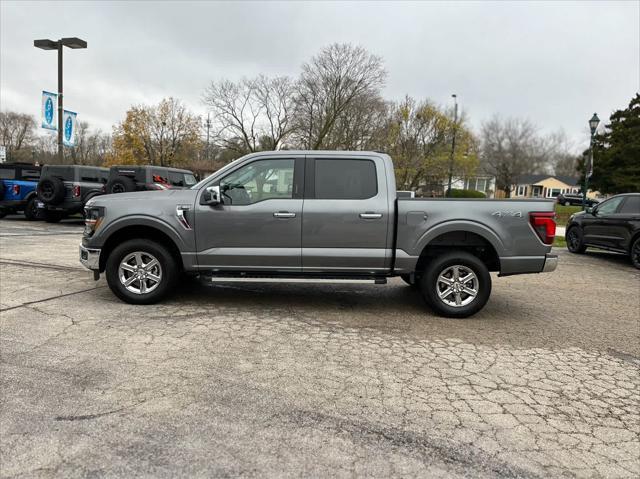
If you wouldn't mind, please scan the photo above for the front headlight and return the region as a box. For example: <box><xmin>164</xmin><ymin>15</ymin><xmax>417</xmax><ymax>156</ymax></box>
<box><xmin>83</xmin><ymin>206</ymin><xmax>105</xmax><ymax>237</ymax></box>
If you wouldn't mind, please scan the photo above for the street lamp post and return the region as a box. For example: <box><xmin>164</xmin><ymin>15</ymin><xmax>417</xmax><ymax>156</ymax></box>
<box><xmin>446</xmin><ymin>94</ymin><xmax>458</xmax><ymax>197</ymax></box>
<box><xmin>583</xmin><ymin>113</ymin><xmax>600</xmax><ymax>210</ymax></box>
<box><xmin>34</xmin><ymin>37</ymin><xmax>87</xmax><ymax>164</ymax></box>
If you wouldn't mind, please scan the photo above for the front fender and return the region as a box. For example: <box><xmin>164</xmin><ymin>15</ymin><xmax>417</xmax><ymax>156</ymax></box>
<box><xmin>92</xmin><ymin>214</ymin><xmax>188</xmax><ymax>251</ymax></box>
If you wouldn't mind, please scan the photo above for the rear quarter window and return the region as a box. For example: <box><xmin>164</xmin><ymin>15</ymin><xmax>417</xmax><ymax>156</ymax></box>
<box><xmin>21</xmin><ymin>169</ymin><xmax>41</xmax><ymax>181</ymax></box>
<box><xmin>0</xmin><ymin>169</ymin><xmax>16</xmax><ymax>180</ymax></box>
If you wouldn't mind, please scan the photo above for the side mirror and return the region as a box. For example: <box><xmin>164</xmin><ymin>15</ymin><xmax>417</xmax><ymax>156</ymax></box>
<box><xmin>588</xmin><ymin>206</ymin><xmax>597</xmax><ymax>215</ymax></box>
<box><xmin>201</xmin><ymin>185</ymin><xmax>220</xmax><ymax>205</ymax></box>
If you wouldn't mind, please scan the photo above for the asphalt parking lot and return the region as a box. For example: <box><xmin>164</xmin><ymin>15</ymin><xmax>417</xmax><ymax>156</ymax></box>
<box><xmin>1</xmin><ymin>216</ymin><xmax>639</xmax><ymax>478</ymax></box>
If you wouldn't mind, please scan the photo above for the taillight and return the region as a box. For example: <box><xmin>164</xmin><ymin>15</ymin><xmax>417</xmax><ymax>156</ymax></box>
<box><xmin>12</xmin><ymin>184</ymin><xmax>20</xmax><ymax>195</ymax></box>
<box><xmin>529</xmin><ymin>212</ymin><xmax>556</xmax><ymax>245</ymax></box>
<box><xmin>73</xmin><ymin>185</ymin><xmax>81</xmax><ymax>197</ymax></box>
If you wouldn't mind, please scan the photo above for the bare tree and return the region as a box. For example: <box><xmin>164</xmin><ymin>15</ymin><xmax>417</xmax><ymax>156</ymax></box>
<box><xmin>70</xmin><ymin>121</ymin><xmax>112</xmax><ymax>165</ymax></box>
<box><xmin>480</xmin><ymin>116</ymin><xmax>557</xmax><ymax>197</ymax></box>
<box><xmin>203</xmin><ymin>75</ymin><xmax>296</xmax><ymax>154</ymax></box>
<box><xmin>0</xmin><ymin>111</ymin><xmax>36</xmax><ymax>160</ymax></box>
<box><xmin>292</xmin><ymin>43</ymin><xmax>387</xmax><ymax>149</ymax></box>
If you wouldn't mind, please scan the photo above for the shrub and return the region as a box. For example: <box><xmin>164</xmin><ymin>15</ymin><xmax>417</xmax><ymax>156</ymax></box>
<box><xmin>446</xmin><ymin>189</ymin><xmax>486</xmax><ymax>198</ymax></box>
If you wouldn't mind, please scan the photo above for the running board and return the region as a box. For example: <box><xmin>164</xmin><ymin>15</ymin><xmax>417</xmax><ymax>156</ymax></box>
<box><xmin>204</xmin><ymin>276</ymin><xmax>387</xmax><ymax>285</ymax></box>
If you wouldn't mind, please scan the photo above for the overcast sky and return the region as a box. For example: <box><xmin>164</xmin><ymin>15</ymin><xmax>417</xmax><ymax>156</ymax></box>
<box><xmin>1</xmin><ymin>0</ymin><xmax>638</xmax><ymax>152</ymax></box>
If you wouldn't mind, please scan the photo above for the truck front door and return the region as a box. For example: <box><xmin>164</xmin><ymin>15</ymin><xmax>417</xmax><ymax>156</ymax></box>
<box><xmin>302</xmin><ymin>156</ymin><xmax>390</xmax><ymax>274</ymax></box>
<box><xmin>195</xmin><ymin>156</ymin><xmax>304</xmax><ymax>271</ymax></box>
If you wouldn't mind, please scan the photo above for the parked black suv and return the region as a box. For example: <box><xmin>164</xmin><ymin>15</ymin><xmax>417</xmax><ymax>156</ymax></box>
<box><xmin>556</xmin><ymin>192</ymin><xmax>599</xmax><ymax>207</ymax></box>
<box><xmin>37</xmin><ymin>165</ymin><xmax>109</xmax><ymax>222</ymax></box>
<box><xmin>566</xmin><ymin>193</ymin><xmax>640</xmax><ymax>269</ymax></box>
<box><xmin>0</xmin><ymin>163</ymin><xmax>42</xmax><ymax>220</ymax></box>
<box><xmin>106</xmin><ymin>166</ymin><xmax>197</xmax><ymax>194</ymax></box>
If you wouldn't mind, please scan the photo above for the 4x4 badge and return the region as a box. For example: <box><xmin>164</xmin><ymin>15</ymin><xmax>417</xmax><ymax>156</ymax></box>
<box><xmin>492</xmin><ymin>211</ymin><xmax>523</xmax><ymax>218</ymax></box>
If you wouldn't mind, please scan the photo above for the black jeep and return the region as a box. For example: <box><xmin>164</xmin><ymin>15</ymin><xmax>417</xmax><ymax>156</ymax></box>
<box><xmin>36</xmin><ymin>165</ymin><xmax>109</xmax><ymax>222</ymax></box>
<box><xmin>106</xmin><ymin>165</ymin><xmax>197</xmax><ymax>194</ymax></box>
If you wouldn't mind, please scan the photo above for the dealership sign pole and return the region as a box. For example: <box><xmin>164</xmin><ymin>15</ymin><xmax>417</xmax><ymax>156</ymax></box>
<box><xmin>34</xmin><ymin>37</ymin><xmax>87</xmax><ymax>163</ymax></box>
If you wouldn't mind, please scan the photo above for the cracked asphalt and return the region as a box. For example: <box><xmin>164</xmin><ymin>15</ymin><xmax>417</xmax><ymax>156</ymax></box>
<box><xmin>1</xmin><ymin>216</ymin><xmax>639</xmax><ymax>478</ymax></box>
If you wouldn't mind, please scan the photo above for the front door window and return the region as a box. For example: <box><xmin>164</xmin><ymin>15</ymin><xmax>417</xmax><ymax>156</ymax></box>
<box><xmin>220</xmin><ymin>159</ymin><xmax>295</xmax><ymax>205</ymax></box>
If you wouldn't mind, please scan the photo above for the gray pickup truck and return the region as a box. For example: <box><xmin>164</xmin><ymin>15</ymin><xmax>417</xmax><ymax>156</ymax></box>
<box><xmin>80</xmin><ymin>151</ymin><xmax>557</xmax><ymax>317</ymax></box>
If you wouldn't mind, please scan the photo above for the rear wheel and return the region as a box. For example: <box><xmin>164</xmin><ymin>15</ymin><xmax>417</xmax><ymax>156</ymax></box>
<box><xmin>420</xmin><ymin>251</ymin><xmax>491</xmax><ymax>318</ymax></box>
<box><xmin>106</xmin><ymin>239</ymin><xmax>178</xmax><ymax>304</ymax></box>
<box><xmin>566</xmin><ymin>226</ymin><xmax>586</xmax><ymax>254</ymax></box>
<box><xmin>630</xmin><ymin>237</ymin><xmax>640</xmax><ymax>270</ymax></box>
<box><xmin>24</xmin><ymin>197</ymin><xmax>40</xmax><ymax>221</ymax></box>
<box><xmin>0</xmin><ymin>208</ymin><xmax>7</xmax><ymax>219</ymax></box>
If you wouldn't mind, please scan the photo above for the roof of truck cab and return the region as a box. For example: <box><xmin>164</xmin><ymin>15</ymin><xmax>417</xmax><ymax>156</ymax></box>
<box><xmin>238</xmin><ymin>150</ymin><xmax>390</xmax><ymax>158</ymax></box>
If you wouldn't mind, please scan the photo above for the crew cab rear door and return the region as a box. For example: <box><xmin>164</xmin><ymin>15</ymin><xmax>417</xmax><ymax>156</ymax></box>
<box><xmin>301</xmin><ymin>155</ymin><xmax>390</xmax><ymax>273</ymax></box>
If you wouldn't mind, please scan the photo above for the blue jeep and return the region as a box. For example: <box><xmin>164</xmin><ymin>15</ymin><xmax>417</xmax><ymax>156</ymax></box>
<box><xmin>0</xmin><ymin>163</ymin><xmax>42</xmax><ymax>220</ymax></box>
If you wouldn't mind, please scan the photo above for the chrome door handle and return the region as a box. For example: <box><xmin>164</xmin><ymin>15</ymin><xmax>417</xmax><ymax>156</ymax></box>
<box><xmin>273</xmin><ymin>212</ymin><xmax>296</xmax><ymax>218</ymax></box>
<box><xmin>359</xmin><ymin>213</ymin><xmax>382</xmax><ymax>219</ymax></box>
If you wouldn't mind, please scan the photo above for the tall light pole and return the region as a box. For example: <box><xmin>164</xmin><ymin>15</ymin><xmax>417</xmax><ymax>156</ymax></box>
<box><xmin>446</xmin><ymin>94</ymin><xmax>458</xmax><ymax>197</ymax></box>
<box><xmin>34</xmin><ymin>37</ymin><xmax>87</xmax><ymax>164</ymax></box>
<box><xmin>583</xmin><ymin>113</ymin><xmax>600</xmax><ymax>210</ymax></box>
<box><xmin>205</xmin><ymin>113</ymin><xmax>212</xmax><ymax>163</ymax></box>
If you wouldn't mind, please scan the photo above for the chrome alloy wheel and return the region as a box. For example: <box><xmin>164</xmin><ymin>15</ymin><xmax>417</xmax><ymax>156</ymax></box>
<box><xmin>435</xmin><ymin>265</ymin><xmax>479</xmax><ymax>307</ymax></box>
<box><xmin>118</xmin><ymin>251</ymin><xmax>162</xmax><ymax>295</ymax></box>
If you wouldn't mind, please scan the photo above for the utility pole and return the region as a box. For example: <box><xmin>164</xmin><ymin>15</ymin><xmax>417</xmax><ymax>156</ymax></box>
<box><xmin>446</xmin><ymin>94</ymin><xmax>458</xmax><ymax>197</ymax></box>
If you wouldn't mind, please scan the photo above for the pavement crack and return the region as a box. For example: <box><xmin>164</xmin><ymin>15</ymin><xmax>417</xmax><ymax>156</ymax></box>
<box><xmin>0</xmin><ymin>285</ymin><xmax>106</xmax><ymax>312</ymax></box>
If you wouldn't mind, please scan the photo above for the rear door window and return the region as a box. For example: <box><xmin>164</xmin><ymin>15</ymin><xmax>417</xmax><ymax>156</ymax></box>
<box><xmin>168</xmin><ymin>171</ymin><xmax>196</xmax><ymax>187</ymax></box>
<box><xmin>151</xmin><ymin>168</ymin><xmax>169</xmax><ymax>185</ymax></box>
<box><xmin>21</xmin><ymin>169</ymin><xmax>41</xmax><ymax>181</ymax></box>
<box><xmin>619</xmin><ymin>196</ymin><xmax>640</xmax><ymax>214</ymax></box>
<box><xmin>313</xmin><ymin>159</ymin><xmax>377</xmax><ymax>200</ymax></box>
<box><xmin>80</xmin><ymin>167</ymin><xmax>102</xmax><ymax>183</ymax></box>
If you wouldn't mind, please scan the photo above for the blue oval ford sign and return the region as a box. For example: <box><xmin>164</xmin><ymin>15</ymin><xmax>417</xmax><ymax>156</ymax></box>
<box><xmin>45</xmin><ymin>97</ymin><xmax>53</xmax><ymax>124</ymax></box>
<box><xmin>64</xmin><ymin>116</ymin><xmax>73</xmax><ymax>141</ymax></box>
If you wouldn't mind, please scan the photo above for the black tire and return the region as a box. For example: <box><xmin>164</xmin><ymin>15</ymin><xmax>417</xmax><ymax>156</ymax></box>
<box><xmin>37</xmin><ymin>176</ymin><xmax>66</xmax><ymax>205</ymax></box>
<box><xmin>566</xmin><ymin>226</ymin><xmax>586</xmax><ymax>254</ymax></box>
<box><xmin>106</xmin><ymin>239</ymin><xmax>178</xmax><ymax>305</ymax></box>
<box><xmin>106</xmin><ymin>175</ymin><xmax>136</xmax><ymax>194</ymax></box>
<box><xmin>23</xmin><ymin>196</ymin><xmax>40</xmax><ymax>221</ymax></box>
<box><xmin>43</xmin><ymin>210</ymin><xmax>63</xmax><ymax>223</ymax></box>
<box><xmin>420</xmin><ymin>251</ymin><xmax>492</xmax><ymax>318</ymax></box>
<box><xmin>630</xmin><ymin>237</ymin><xmax>640</xmax><ymax>270</ymax></box>
<box><xmin>0</xmin><ymin>182</ymin><xmax>5</xmax><ymax>200</ymax></box>
<box><xmin>400</xmin><ymin>274</ymin><xmax>419</xmax><ymax>288</ymax></box>
<box><xmin>0</xmin><ymin>208</ymin><xmax>7</xmax><ymax>219</ymax></box>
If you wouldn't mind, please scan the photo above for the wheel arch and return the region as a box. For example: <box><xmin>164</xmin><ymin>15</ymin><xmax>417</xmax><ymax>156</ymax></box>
<box><xmin>415</xmin><ymin>227</ymin><xmax>502</xmax><ymax>274</ymax></box>
<box><xmin>98</xmin><ymin>222</ymin><xmax>184</xmax><ymax>273</ymax></box>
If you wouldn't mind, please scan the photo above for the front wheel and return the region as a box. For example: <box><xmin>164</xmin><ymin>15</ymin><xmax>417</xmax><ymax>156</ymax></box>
<box><xmin>420</xmin><ymin>251</ymin><xmax>492</xmax><ymax>318</ymax></box>
<box><xmin>630</xmin><ymin>237</ymin><xmax>640</xmax><ymax>270</ymax></box>
<box><xmin>106</xmin><ymin>239</ymin><xmax>178</xmax><ymax>304</ymax></box>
